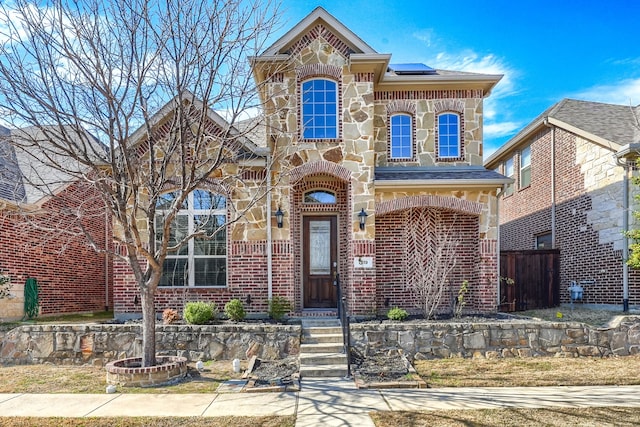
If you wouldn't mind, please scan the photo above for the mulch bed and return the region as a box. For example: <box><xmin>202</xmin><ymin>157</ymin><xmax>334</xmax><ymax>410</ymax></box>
<box><xmin>350</xmin><ymin>348</ymin><xmax>427</xmax><ymax>389</ymax></box>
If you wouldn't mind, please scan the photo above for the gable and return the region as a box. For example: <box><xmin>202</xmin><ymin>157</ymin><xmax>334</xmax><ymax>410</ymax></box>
<box><xmin>260</xmin><ymin>7</ymin><xmax>376</xmax><ymax>58</ymax></box>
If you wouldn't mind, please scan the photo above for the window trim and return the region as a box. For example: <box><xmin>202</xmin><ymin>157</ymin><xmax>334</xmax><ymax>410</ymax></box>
<box><xmin>389</xmin><ymin>112</ymin><xmax>414</xmax><ymax>160</ymax></box>
<box><xmin>155</xmin><ymin>190</ymin><xmax>228</xmax><ymax>288</ymax></box>
<box><xmin>520</xmin><ymin>145</ymin><xmax>531</xmax><ymax>189</ymax></box>
<box><xmin>300</xmin><ymin>78</ymin><xmax>339</xmax><ymax>141</ymax></box>
<box><xmin>436</xmin><ymin>112</ymin><xmax>462</xmax><ymax>160</ymax></box>
<box><xmin>504</xmin><ymin>157</ymin><xmax>515</xmax><ymax>197</ymax></box>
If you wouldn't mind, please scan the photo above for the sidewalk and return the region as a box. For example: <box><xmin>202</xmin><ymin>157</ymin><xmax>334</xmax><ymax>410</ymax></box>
<box><xmin>1</xmin><ymin>380</ymin><xmax>640</xmax><ymax>427</ymax></box>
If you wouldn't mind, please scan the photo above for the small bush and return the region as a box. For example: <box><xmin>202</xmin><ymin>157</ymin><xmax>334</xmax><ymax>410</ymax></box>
<box><xmin>183</xmin><ymin>301</ymin><xmax>217</xmax><ymax>325</ymax></box>
<box><xmin>224</xmin><ymin>299</ymin><xmax>246</xmax><ymax>321</ymax></box>
<box><xmin>268</xmin><ymin>296</ymin><xmax>292</xmax><ymax>321</ymax></box>
<box><xmin>162</xmin><ymin>308</ymin><xmax>179</xmax><ymax>325</ymax></box>
<box><xmin>387</xmin><ymin>307</ymin><xmax>408</xmax><ymax>321</ymax></box>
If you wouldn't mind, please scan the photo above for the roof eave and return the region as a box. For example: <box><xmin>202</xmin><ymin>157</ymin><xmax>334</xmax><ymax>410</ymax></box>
<box><xmin>375</xmin><ymin>178</ymin><xmax>512</xmax><ymax>190</ymax></box>
<box><xmin>378</xmin><ymin>73</ymin><xmax>503</xmax><ymax>96</ymax></box>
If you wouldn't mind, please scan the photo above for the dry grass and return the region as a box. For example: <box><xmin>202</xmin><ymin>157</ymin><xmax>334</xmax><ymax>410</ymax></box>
<box><xmin>370</xmin><ymin>407</ymin><xmax>640</xmax><ymax>427</ymax></box>
<box><xmin>415</xmin><ymin>354</ymin><xmax>640</xmax><ymax>388</ymax></box>
<box><xmin>515</xmin><ymin>307</ymin><xmax>629</xmax><ymax>327</ymax></box>
<box><xmin>0</xmin><ymin>360</ymin><xmax>244</xmax><ymax>394</ymax></box>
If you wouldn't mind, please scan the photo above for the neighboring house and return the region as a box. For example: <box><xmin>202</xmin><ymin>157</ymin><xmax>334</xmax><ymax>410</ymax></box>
<box><xmin>485</xmin><ymin>98</ymin><xmax>640</xmax><ymax>309</ymax></box>
<box><xmin>0</xmin><ymin>126</ymin><xmax>111</xmax><ymax>320</ymax></box>
<box><xmin>113</xmin><ymin>7</ymin><xmax>509</xmax><ymax>319</ymax></box>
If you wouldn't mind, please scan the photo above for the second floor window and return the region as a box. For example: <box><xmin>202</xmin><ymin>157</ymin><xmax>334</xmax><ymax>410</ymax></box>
<box><xmin>301</xmin><ymin>78</ymin><xmax>338</xmax><ymax>139</ymax></box>
<box><xmin>520</xmin><ymin>145</ymin><xmax>531</xmax><ymax>188</ymax></box>
<box><xmin>437</xmin><ymin>113</ymin><xmax>460</xmax><ymax>158</ymax></box>
<box><xmin>504</xmin><ymin>157</ymin><xmax>514</xmax><ymax>196</ymax></box>
<box><xmin>390</xmin><ymin>113</ymin><xmax>412</xmax><ymax>159</ymax></box>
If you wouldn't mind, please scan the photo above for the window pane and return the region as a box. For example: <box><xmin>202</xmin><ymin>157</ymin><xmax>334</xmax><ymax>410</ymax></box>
<box><xmin>192</xmin><ymin>190</ymin><xmax>226</xmax><ymax>210</ymax></box>
<box><xmin>301</xmin><ymin>78</ymin><xmax>337</xmax><ymax>139</ymax></box>
<box><xmin>194</xmin><ymin>216</ymin><xmax>226</xmax><ymax>255</ymax></box>
<box><xmin>159</xmin><ymin>258</ymin><xmax>187</xmax><ymax>286</ymax></box>
<box><xmin>521</xmin><ymin>166</ymin><xmax>531</xmax><ymax>188</ymax></box>
<box><xmin>304</xmin><ymin>191</ymin><xmax>336</xmax><ymax>204</ymax></box>
<box><xmin>194</xmin><ymin>258</ymin><xmax>226</xmax><ymax>286</ymax></box>
<box><xmin>390</xmin><ymin>114</ymin><xmax>412</xmax><ymax>159</ymax></box>
<box><xmin>438</xmin><ymin>113</ymin><xmax>460</xmax><ymax>158</ymax></box>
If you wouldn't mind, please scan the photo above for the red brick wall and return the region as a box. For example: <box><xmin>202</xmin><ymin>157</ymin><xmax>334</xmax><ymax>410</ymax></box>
<box><xmin>375</xmin><ymin>208</ymin><xmax>486</xmax><ymax>314</ymax></box>
<box><xmin>0</xmin><ymin>181</ymin><xmax>111</xmax><ymax>315</ymax></box>
<box><xmin>499</xmin><ymin>127</ymin><xmax>637</xmax><ymax>305</ymax></box>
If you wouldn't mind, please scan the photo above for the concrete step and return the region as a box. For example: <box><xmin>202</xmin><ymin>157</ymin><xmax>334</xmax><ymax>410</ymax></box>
<box><xmin>300</xmin><ymin>352</ymin><xmax>347</xmax><ymax>365</ymax></box>
<box><xmin>300</xmin><ymin>342</ymin><xmax>345</xmax><ymax>353</ymax></box>
<box><xmin>302</xmin><ymin>333</ymin><xmax>343</xmax><ymax>344</ymax></box>
<box><xmin>299</xmin><ymin>364</ymin><xmax>348</xmax><ymax>378</ymax></box>
<box><xmin>303</xmin><ymin>326</ymin><xmax>343</xmax><ymax>335</ymax></box>
<box><xmin>300</xmin><ymin>318</ymin><xmax>341</xmax><ymax>328</ymax></box>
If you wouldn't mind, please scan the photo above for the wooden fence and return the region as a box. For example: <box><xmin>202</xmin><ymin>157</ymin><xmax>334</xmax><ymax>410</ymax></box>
<box><xmin>499</xmin><ymin>250</ymin><xmax>560</xmax><ymax>312</ymax></box>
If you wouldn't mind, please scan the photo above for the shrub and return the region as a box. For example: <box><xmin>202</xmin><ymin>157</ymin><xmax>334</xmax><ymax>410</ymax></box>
<box><xmin>387</xmin><ymin>307</ymin><xmax>408</xmax><ymax>321</ymax></box>
<box><xmin>183</xmin><ymin>301</ymin><xmax>217</xmax><ymax>325</ymax></box>
<box><xmin>224</xmin><ymin>299</ymin><xmax>246</xmax><ymax>321</ymax></box>
<box><xmin>162</xmin><ymin>308</ymin><xmax>179</xmax><ymax>325</ymax></box>
<box><xmin>268</xmin><ymin>296</ymin><xmax>292</xmax><ymax>321</ymax></box>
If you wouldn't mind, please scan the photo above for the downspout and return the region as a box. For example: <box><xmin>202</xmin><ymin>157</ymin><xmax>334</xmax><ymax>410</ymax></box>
<box><xmin>266</xmin><ymin>152</ymin><xmax>273</xmax><ymax>301</ymax></box>
<box><xmin>623</xmin><ymin>164</ymin><xmax>630</xmax><ymax>312</ymax></box>
<box><xmin>104</xmin><ymin>209</ymin><xmax>109</xmax><ymax>311</ymax></box>
<box><xmin>496</xmin><ymin>184</ymin><xmax>505</xmax><ymax>307</ymax></box>
<box><xmin>544</xmin><ymin>118</ymin><xmax>557</xmax><ymax>248</ymax></box>
<box><xmin>616</xmin><ymin>154</ymin><xmax>631</xmax><ymax>312</ymax></box>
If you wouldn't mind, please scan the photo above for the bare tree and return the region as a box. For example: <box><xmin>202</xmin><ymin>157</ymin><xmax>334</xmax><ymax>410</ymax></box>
<box><xmin>0</xmin><ymin>0</ymin><xmax>281</xmax><ymax>367</ymax></box>
<box><xmin>404</xmin><ymin>209</ymin><xmax>460</xmax><ymax>319</ymax></box>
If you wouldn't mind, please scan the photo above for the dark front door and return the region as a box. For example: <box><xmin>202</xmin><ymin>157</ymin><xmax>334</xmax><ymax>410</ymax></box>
<box><xmin>303</xmin><ymin>216</ymin><xmax>338</xmax><ymax>308</ymax></box>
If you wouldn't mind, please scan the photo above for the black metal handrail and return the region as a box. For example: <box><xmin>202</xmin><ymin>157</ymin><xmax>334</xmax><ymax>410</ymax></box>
<box><xmin>335</xmin><ymin>273</ymin><xmax>351</xmax><ymax>378</ymax></box>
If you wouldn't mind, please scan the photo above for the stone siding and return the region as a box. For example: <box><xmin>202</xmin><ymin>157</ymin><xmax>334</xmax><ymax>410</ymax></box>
<box><xmin>0</xmin><ymin>324</ymin><xmax>301</xmax><ymax>366</ymax></box>
<box><xmin>351</xmin><ymin>317</ymin><xmax>640</xmax><ymax>359</ymax></box>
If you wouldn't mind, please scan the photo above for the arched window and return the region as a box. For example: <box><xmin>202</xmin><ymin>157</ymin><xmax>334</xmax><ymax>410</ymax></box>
<box><xmin>155</xmin><ymin>190</ymin><xmax>227</xmax><ymax>287</ymax></box>
<box><xmin>301</xmin><ymin>78</ymin><xmax>338</xmax><ymax>139</ymax></box>
<box><xmin>304</xmin><ymin>190</ymin><xmax>336</xmax><ymax>204</ymax></box>
<box><xmin>390</xmin><ymin>113</ymin><xmax>413</xmax><ymax>159</ymax></box>
<box><xmin>437</xmin><ymin>113</ymin><xmax>461</xmax><ymax>158</ymax></box>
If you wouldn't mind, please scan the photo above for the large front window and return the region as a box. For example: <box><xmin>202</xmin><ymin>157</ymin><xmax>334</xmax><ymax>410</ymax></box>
<box><xmin>301</xmin><ymin>78</ymin><xmax>338</xmax><ymax>139</ymax></box>
<box><xmin>156</xmin><ymin>190</ymin><xmax>227</xmax><ymax>287</ymax></box>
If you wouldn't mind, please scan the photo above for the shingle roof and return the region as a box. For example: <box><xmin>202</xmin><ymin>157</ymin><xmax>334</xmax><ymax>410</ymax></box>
<box><xmin>375</xmin><ymin>166</ymin><xmax>511</xmax><ymax>184</ymax></box>
<box><xmin>485</xmin><ymin>99</ymin><xmax>640</xmax><ymax>167</ymax></box>
<box><xmin>551</xmin><ymin>99</ymin><xmax>640</xmax><ymax>145</ymax></box>
<box><xmin>0</xmin><ymin>126</ymin><xmax>26</xmax><ymax>203</ymax></box>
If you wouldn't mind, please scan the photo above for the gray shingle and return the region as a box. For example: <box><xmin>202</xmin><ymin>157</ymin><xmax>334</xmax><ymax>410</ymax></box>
<box><xmin>375</xmin><ymin>166</ymin><xmax>510</xmax><ymax>182</ymax></box>
<box><xmin>0</xmin><ymin>127</ymin><xmax>26</xmax><ymax>203</ymax></box>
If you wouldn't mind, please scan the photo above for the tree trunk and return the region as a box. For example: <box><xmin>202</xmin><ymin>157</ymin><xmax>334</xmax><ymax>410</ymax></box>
<box><xmin>140</xmin><ymin>288</ymin><xmax>157</xmax><ymax>367</ymax></box>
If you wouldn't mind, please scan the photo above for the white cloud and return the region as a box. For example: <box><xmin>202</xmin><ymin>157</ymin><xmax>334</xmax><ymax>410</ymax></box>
<box><xmin>571</xmin><ymin>78</ymin><xmax>640</xmax><ymax>106</ymax></box>
<box><xmin>484</xmin><ymin>121</ymin><xmax>521</xmax><ymax>139</ymax></box>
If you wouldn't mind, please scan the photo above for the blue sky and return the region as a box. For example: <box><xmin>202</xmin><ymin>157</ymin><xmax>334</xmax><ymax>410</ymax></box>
<box><xmin>274</xmin><ymin>0</ymin><xmax>640</xmax><ymax>157</ymax></box>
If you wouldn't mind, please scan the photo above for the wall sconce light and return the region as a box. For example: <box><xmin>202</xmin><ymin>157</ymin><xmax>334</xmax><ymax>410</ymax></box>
<box><xmin>358</xmin><ymin>208</ymin><xmax>368</xmax><ymax>230</ymax></box>
<box><xmin>384</xmin><ymin>298</ymin><xmax>390</xmax><ymax>307</ymax></box>
<box><xmin>133</xmin><ymin>295</ymin><xmax>139</xmax><ymax>305</ymax></box>
<box><xmin>245</xmin><ymin>294</ymin><xmax>252</xmax><ymax>305</ymax></box>
<box><xmin>275</xmin><ymin>207</ymin><xmax>284</xmax><ymax>229</ymax></box>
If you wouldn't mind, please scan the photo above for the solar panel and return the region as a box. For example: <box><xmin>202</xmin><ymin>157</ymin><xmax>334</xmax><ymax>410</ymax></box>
<box><xmin>388</xmin><ymin>63</ymin><xmax>435</xmax><ymax>75</ymax></box>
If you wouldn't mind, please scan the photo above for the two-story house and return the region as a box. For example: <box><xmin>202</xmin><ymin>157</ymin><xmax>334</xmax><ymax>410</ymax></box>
<box><xmin>485</xmin><ymin>98</ymin><xmax>640</xmax><ymax>310</ymax></box>
<box><xmin>113</xmin><ymin>7</ymin><xmax>508</xmax><ymax>319</ymax></box>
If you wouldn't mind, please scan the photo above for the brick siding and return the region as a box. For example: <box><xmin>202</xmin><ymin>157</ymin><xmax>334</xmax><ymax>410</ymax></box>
<box><xmin>499</xmin><ymin>126</ymin><xmax>638</xmax><ymax>305</ymax></box>
<box><xmin>0</xmin><ymin>181</ymin><xmax>111</xmax><ymax>315</ymax></box>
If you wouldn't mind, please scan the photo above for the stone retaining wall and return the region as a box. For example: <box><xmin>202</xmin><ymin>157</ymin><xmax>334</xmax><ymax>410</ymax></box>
<box><xmin>0</xmin><ymin>323</ymin><xmax>301</xmax><ymax>366</ymax></box>
<box><xmin>2</xmin><ymin>317</ymin><xmax>640</xmax><ymax>366</ymax></box>
<box><xmin>350</xmin><ymin>317</ymin><xmax>640</xmax><ymax>359</ymax></box>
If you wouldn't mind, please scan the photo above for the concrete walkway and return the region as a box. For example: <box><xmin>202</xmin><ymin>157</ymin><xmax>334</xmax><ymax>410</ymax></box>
<box><xmin>1</xmin><ymin>381</ymin><xmax>640</xmax><ymax>427</ymax></box>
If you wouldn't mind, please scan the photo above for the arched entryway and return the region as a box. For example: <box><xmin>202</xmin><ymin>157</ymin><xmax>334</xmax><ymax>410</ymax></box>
<box><xmin>291</xmin><ymin>172</ymin><xmax>351</xmax><ymax>312</ymax></box>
